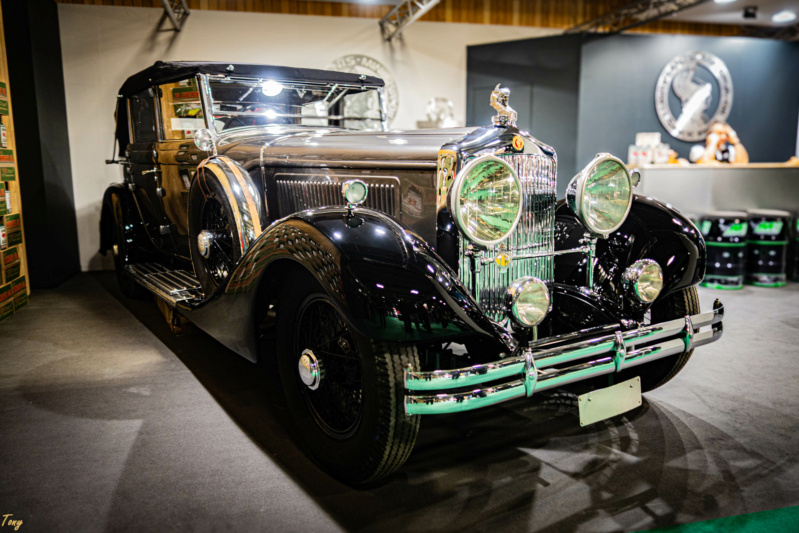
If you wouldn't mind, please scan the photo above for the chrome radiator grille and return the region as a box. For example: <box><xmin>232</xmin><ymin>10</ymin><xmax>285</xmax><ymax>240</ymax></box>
<box><xmin>276</xmin><ymin>178</ymin><xmax>398</xmax><ymax>218</ymax></box>
<box><xmin>457</xmin><ymin>153</ymin><xmax>557</xmax><ymax>322</ymax></box>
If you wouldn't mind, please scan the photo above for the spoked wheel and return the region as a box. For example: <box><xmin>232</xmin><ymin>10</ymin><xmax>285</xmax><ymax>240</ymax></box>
<box><xmin>618</xmin><ymin>286</ymin><xmax>701</xmax><ymax>392</ymax></box>
<box><xmin>295</xmin><ymin>296</ymin><xmax>364</xmax><ymax>439</ymax></box>
<box><xmin>189</xmin><ymin>181</ymin><xmax>242</xmax><ymax>293</ymax></box>
<box><xmin>277</xmin><ymin>276</ymin><xmax>420</xmax><ymax>485</ymax></box>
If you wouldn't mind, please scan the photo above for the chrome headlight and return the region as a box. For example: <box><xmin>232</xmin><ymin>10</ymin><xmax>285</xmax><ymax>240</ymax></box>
<box><xmin>566</xmin><ymin>153</ymin><xmax>633</xmax><ymax>237</ymax></box>
<box><xmin>448</xmin><ymin>154</ymin><xmax>523</xmax><ymax>246</ymax></box>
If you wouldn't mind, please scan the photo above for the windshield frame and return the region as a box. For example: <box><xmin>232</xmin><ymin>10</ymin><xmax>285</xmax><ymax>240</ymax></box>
<box><xmin>196</xmin><ymin>73</ymin><xmax>388</xmax><ymax>134</ymax></box>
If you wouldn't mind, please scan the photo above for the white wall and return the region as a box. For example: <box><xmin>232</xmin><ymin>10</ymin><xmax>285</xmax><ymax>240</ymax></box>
<box><xmin>58</xmin><ymin>4</ymin><xmax>555</xmax><ymax>271</ymax></box>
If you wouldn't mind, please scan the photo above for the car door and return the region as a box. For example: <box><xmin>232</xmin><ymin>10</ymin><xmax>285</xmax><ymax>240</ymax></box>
<box><xmin>155</xmin><ymin>79</ymin><xmax>210</xmax><ymax>261</ymax></box>
<box><xmin>128</xmin><ymin>87</ymin><xmax>173</xmax><ymax>253</ymax></box>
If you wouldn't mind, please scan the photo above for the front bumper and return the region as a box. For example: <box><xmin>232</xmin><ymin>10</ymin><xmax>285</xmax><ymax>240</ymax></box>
<box><xmin>405</xmin><ymin>299</ymin><xmax>724</xmax><ymax>415</ymax></box>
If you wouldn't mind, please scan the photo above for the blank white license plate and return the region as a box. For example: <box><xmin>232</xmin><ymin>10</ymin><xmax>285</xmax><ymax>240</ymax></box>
<box><xmin>578</xmin><ymin>376</ymin><xmax>642</xmax><ymax>427</ymax></box>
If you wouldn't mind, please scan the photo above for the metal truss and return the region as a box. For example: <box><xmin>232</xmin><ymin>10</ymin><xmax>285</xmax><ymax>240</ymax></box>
<box><xmin>566</xmin><ymin>0</ymin><xmax>709</xmax><ymax>34</ymax></box>
<box><xmin>379</xmin><ymin>0</ymin><xmax>441</xmax><ymax>41</ymax></box>
<box><xmin>161</xmin><ymin>0</ymin><xmax>191</xmax><ymax>31</ymax></box>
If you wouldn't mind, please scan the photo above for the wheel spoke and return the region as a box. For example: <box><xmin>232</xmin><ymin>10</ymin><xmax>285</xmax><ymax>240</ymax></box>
<box><xmin>295</xmin><ymin>298</ymin><xmax>364</xmax><ymax>438</ymax></box>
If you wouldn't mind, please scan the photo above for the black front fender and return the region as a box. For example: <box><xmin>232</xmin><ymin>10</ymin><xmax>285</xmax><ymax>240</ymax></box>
<box><xmin>183</xmin><ymin>207</ymin><xmax>507</xmax><ymax>362</ymax></box>
<box><xmin>555</xmin><ymin>195</ymin><xmax>706</xmax><ymax>320</ymax></box>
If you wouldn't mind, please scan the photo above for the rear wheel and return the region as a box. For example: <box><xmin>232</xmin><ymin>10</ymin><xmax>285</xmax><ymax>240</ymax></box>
<box><xmin>276</xmin><ymin>277</ymin><xmax>420</xmax><ymax>484</ymax></box>
<box><xmin>620</xmin><ymin>286</ymin><xmax>701</xmax><ymax>392</ymax></box>
<box><xmin>111</xmin><ymin>194</ymin><xmax>147</xmax><ymax>299</ymax></box>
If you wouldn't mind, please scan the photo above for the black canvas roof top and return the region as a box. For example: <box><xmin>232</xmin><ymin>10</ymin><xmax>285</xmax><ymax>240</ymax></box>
<box><xmin>118</xmin><ymin>61</ymin><xmax>384</xmax><ymax>96</ymax></box>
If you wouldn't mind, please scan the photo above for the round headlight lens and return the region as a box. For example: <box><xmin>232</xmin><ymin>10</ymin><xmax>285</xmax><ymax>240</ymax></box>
<box><xmin>449</xmin><ymin>155</ymin><xmax>522</xmax><ymax>246</ymax></box>
<box><xmin>506</xmin><ymin>277</ymin><xmax>550</xmax><ymax>327</ymax></box>
<box><xmin>623</xmin><ymin>259</ymin><xmax>663</xmax><ymax>303</ymax></box>
<box><xmin>568</xmin><ymin>154</ymin><xmax>633</xmax><ymax>236</ymax></box>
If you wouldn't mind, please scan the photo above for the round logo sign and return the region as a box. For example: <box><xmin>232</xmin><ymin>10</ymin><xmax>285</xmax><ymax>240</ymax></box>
<box><xmin>655</xmin><ymin>51</ymin><xmax>733</xmax><ymax>142</ymax></box>
<box><xmin>327</xmin><ymin>55</ymin><xmax>399</xmax><ymax>127</ymax></box>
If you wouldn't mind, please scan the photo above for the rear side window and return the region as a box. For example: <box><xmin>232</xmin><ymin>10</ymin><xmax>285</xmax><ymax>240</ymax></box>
<box><xmin>130</xmin><ymin>89</ymin><xmax>157</xmax><ymax>143</ymax></box>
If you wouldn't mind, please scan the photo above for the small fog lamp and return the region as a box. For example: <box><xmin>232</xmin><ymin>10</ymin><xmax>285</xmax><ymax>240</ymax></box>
<box><xmin>506</xmin><ymin>277</ymin><xmax>550</xmax><ymax>327</ymax></box>
<box><xmin>342</xmin><ymin>180</ymin><xmax>368</xmax><ymax>206</ymax></box>
<box><xmin>623</xmin><ymin>259</ymin><xmax>663</xmax><ymax>303</ymax></box>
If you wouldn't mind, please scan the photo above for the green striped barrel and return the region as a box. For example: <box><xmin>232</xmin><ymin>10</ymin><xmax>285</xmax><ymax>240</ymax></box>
<box><xmin>745</xmin><ymin>209</ymin><xmax>791</xmax><ymax>288</ymax></box>
<box><xmin>698</xmin><ymin>211</ymin><xmax>748</xmax><ymax>290</ymax></box>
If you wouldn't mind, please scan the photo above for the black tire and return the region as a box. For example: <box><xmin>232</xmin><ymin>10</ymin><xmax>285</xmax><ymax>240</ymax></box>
<box><xmin>276</xmin><ymin>277</ymin><xmax>420</xmax><ymax>484</ymax></box>
<box><xmin>111</xmin><ymin>195</ymin><xmax>147</xmax><ymax>299</ymax></box>
<box><xmin>620</xmin><ymin>286</ymin><xmax>701</xmax><ymax>392</ymax></box>
<box><xmin>188</xmin><ymin>175</ymin><xmax>242</xmax><ymax>293</ymax></box>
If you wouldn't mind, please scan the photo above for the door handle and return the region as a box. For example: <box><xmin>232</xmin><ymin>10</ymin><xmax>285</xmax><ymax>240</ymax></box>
<box><xmin>141</xmin><ymin>168</ymin><xmax>159</xmax><ymax>176</ymax></box>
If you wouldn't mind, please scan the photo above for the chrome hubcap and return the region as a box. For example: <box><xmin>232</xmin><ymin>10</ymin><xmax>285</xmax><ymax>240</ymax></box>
<box><xmin>197</xmin><ymin>230</ymin><xmax>214</xmax><ymax>259</ymax></box>
<box><xmin>298</xmin><ymin>349</ymin><xmax>324</xmax><ymax>390</ymax></box>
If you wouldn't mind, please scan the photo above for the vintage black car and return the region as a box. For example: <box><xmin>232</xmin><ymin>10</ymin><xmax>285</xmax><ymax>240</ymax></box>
<box><xmin>101</xmin><ymin>61</ymin><xmax>723</xmax><ymax>484</ymax></box>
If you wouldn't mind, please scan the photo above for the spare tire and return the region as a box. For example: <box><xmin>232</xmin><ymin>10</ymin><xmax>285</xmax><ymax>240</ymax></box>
<box><xmin>188</xmin><ymin>158</ymin><xmax>263</xmax><ymax>293</ymax></box>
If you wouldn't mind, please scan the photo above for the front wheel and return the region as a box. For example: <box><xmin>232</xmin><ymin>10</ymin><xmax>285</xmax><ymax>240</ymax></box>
<box><xmin>276</xmin><ymin>278</ymin><xmax>420</xmax><ymax>484</ymax></box>
<box><xmin>619</xmin><ymin>286</ymin><xmax>701</xmax><ymax>392</ymax></box>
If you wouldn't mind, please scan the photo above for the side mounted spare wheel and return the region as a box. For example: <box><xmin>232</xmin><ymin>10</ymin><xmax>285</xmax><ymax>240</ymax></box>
<box><xmin>188</xmin><ymin>157</ymin><xmax>263</xmax><ymax>293</ymax></box>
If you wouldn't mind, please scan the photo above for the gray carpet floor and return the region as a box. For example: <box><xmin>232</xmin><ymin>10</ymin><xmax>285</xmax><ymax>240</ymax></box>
<box><xmin>1</xmin><ymin>272</ymin><xmax>798</xmax><ymax>532</ymax></box>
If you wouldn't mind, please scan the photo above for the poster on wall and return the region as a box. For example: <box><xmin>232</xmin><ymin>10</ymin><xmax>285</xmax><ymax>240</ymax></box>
<box><xmin>327</xmin><ymin>55</ymin><xmax>399</xmax><ymax>127</ymax></box>
<box><xmin>0</xmin><ymin>149</ymin><xmax>14</xmax><ymax>181</ymax></box>
<box><xmin>0</xmin><ymin>82</ymin><xmax>7</xmax><ymax>115</ymax></box>
<box><xmin>654</xmin><ymin>51</ymin><xmax>733</xmax><ymax>143</ymax></box>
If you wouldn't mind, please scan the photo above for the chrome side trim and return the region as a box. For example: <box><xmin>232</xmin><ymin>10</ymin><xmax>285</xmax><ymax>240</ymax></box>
<box><xmin>404</xmin><ymin>299</ymin><xmax>724</xmax><ymax>415</ymax></box>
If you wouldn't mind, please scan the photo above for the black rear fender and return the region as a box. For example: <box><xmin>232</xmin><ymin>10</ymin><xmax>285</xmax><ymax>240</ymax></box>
<box><xmin>99</xmin><ymin>184</ymin><xmax>151</xmax><ymax>261</ymax></box>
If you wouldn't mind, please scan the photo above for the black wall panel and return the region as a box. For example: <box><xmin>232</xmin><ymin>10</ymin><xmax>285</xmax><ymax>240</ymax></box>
<box><xmin>577</xmin><ymin>33</ymin><xmax>799</xmax><ymax>171</ymax></box>
<box><xmin>2</xmin><ymin>0</ymin><xmax>80</xmax><ymax>289</ymax></box>
<box><xmin>467</xmin><ymin>35</ymin><xmax>582</xmax><ymax>197</ymax></box>
<box><xmin>468</xmin><ymin>33</ymin><xmax>799</xmax><ymax>198</ymax></box>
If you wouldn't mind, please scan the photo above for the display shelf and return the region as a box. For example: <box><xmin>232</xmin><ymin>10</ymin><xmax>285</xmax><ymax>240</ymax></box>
<box><xmin>0</xmin><ymin>0</ymin><xmax>30</xmax><ymax>322</ymax></box>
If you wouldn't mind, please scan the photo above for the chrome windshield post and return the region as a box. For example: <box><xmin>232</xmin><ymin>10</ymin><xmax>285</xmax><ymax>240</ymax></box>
<box><xmin>197</xmin><ymin>73</ymin><xmax>215</xmax><ymax>132</ymax></box>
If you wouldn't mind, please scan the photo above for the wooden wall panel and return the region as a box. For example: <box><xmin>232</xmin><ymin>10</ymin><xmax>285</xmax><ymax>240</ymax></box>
<box><xmin>54</xmin><ymin>0</ymin><xmax>743</xmax><ymax>36</ymax></box>
<box><xmin>0</xmin><ymin>1</ymin><xmax>30</xmax><ymax>294</ymax></box>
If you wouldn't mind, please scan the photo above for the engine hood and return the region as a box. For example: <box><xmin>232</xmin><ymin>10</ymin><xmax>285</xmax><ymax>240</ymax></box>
<box><xmin>216</xmin><ymin>126</ymin><xmax>478</xmax><ymax>169</ymax></box>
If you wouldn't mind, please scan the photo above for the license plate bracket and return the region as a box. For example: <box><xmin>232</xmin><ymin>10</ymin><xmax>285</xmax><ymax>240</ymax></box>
<box><xmin>578</xmin><ymin>376</ymin><xmax>642</xmax><ymax>427</ymax></box>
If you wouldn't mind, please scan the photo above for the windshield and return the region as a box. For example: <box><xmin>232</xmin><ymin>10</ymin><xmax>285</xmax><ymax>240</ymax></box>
<box><xmin>199</xmin><ymin>76</ymin><xmax>386</xmax><ymax>133</ymax></box>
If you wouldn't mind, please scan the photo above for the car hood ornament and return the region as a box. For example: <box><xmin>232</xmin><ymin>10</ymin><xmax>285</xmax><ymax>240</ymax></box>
<box><xmin>490</xmin><ymin>84</ymin><xmax>517</xmax><ymax>127</ymax></box>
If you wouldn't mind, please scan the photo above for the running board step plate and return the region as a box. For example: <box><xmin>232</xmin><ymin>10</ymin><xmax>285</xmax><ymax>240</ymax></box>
<box><xmin>125</xmin><ymin>263</ymin><xmax>204</xmax><ymax>305</ymax></box>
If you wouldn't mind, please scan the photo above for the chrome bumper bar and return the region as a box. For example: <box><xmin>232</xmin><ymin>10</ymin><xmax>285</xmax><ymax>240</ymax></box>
<box><xmin>404</xmin><ymin>299</ymin><xmax>724</xmax><ymax>415</ymax></box>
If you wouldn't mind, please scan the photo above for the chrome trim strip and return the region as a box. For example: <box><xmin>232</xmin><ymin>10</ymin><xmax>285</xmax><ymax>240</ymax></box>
<box><xmin>126</xmin><ymin>263</ymin><xmax>204</xmax><ymax>306</ymax></box>
<box><xmin>405</xmin><ymin>300</ymin><xmax>724</xmax><ymax>415</ymax></box>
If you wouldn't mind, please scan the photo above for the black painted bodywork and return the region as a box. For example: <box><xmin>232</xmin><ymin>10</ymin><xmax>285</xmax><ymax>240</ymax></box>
<box><xmin>553</xmin><ymin>195</ymin><xmax>706</xmax><ymax>326</ymax></box>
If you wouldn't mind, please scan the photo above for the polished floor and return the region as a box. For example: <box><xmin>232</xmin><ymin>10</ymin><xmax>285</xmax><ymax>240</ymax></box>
<box><xmin>1</xmin><ymin>273</ymin><xmax>798</xmax><ymax>532</ymax></box>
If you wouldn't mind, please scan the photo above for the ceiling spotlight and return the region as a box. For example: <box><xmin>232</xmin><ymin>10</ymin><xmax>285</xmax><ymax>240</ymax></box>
<box><xmin>743</xmin><ymin>5</ymin><xmax>757</xmax><ymax>18</ymax></box>
<box><xmin>713</xmin><ymin>0</ymin><xmax>736</xmax><ymax>4</ymax></box>
<box><xmin>772</xmin><ymin>10</ymin><xmax>797</xmax><ymax>23</ymax></box>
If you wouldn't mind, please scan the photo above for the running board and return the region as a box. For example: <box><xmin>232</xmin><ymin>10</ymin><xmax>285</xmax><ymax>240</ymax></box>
<box><xmin>125</xmin><ymin>263</ymin><xmax>204</xmax><ymax>305</ymax></box>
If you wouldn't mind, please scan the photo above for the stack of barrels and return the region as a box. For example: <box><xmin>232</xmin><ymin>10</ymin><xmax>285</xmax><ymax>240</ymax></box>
<box><xmin>698</xmin><ymin>209</ymin><xmax>794</xmax><ymax>289</ymax></box>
